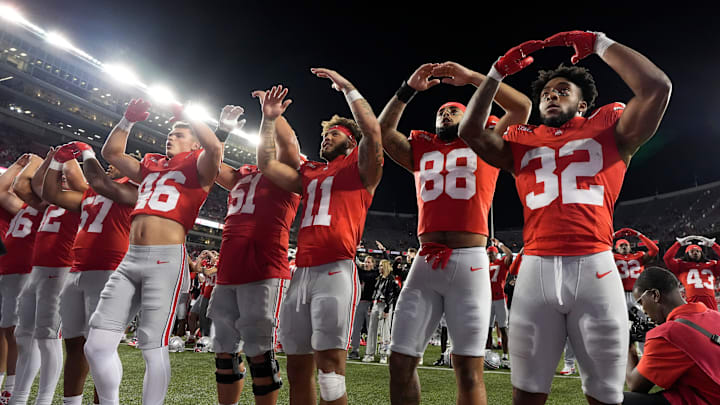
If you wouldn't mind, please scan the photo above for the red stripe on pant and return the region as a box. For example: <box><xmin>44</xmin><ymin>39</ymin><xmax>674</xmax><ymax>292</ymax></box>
<box><xmin>163</xmin><ymin>245</ymin><xmax>186</xmax><ymax>346</ymax></box>
<box><xmin>345</xmin><ymin>262</ymin><xmax>359</xmax><ymax>350</ymax></box>
<box><xmin>273</xmin><ymin>278</ymin><xmax>285</xmax><ymax>348</ymax></box>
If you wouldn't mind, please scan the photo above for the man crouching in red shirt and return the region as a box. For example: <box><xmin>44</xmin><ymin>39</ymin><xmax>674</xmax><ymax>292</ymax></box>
<box><xmin>626</xmin><ymin>266</ymin><xmax>720</xmax><ymax>405</ymax></box>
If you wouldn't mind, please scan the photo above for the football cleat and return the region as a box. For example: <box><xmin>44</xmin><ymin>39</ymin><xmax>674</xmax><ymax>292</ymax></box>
<box><xmin>559</xmin><ymin>364</ymin><xmax>576</xmax><ymax>375</ymax></box>
<box><xmin>347</xmin><ymin>350</ymin><xmax>360</xmax><ymax>360</ymax></box>
<box><xmin>379</xmin><ymin>354</ymin><xmax>388</xmax><ymax>364</ymax></box>
<box><xmin>361</xmin><ymin>354</ymin><xmax>375</xmax><ymax>363</ymax></box>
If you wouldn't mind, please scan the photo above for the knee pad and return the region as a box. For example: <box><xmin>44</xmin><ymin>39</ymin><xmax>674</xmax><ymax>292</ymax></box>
<box><xmin>215</xmin><ymin>353</ymin><xmax>245</xmax><ymax>384</ymax></box>
<box><xmin>317</xmin><ymin>370</ymin><xmax>345</xmax><ymax>402</ymax></box>
<box><xmin>247</xmin><ymin>351</ymin><xmax>283</xmax><ymax>396</ymax></box>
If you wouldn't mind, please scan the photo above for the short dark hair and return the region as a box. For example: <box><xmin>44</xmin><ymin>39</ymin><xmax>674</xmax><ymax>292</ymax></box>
<box><xmin>635</xmin><ymin>266</ymin><xmax>680</xmax><ymax>295</ymax></box>
<box><xmin>171</xmin><ymin>121</ymin><xmax>197</xmax><ymax>138</ymax></box>
<box><xmin>531</xmin><ymin>64</ymin><xmax>598</xmax><ymax>115</ymax></box>
<box><xmin>321</xmin><ymin>115</ymin><xmax>362</xmax><ymax>143</ymax></box>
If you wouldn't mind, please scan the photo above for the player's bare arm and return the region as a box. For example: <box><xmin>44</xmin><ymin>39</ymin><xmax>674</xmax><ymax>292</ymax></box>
<box><xmin>432</xmin><ymin>61</ymin><xmax>532</xmax><ymax>136</ymax></box>
<box><xmin>0</xmin><ymin>153</ymin><xmax>32</xmax><ymax>214</ymax></box>
<box><xmin>378</xmin><ymin>63</ymin><xmax>441</xmax><ymax>172</ymax></box>
<box><xmin>84</xmin><ymin>158</ymin><xmax>139</xmax><ymax>207</ymax></box>
<box><xmin>215</xmin><ymin>163</ymin><xmax>240</xmax><ymax>191</ymax></box>
<box><xmin>30</xmin><ymin>147</ymin><xmax>56</xmax><ymax>199</ymax></box>
<box><xmin>312</xmin><ymin>67</ymin><xmax>383</xmax><ymax>193</ymax></box>
<box><xmin>172</xmin><ymin>104</ymin><xmax>224</xmax><ymax>190</ymax></box>
<box><xmin>101</xmin><ymin>98</ymin><xmax>148</xmax><ymax>183</ymax></box>
<box><xmin>253</xmin><ymin>90</ymin><xmax>303</xmax><ymax>169</ymax></box>
<box><xmin>544</xmin><ymin>31</ymin><xmax>672</xmax><ymax>164</ymax></box>
<box><xmin>41</xmin><ymin>145</ymin><xmax>85</xmax><ymax>211</ymax></box>
<box><xmin>14</xmin><ymin>152</ymin><xmax>47</xmax><ymax>210</ymax></box>
<box><xmin>492</xmin><ymin>237</ymin><xmax>514</xmax><ymax>266</ymax></box>
<box><xmin>459</xmin><ymin>41</ymin><xmax>544</xmax><ymax>172</ymax></box>
<box><xmin>256</xmin><ymin>85</ymin><xmax>303</xmax><ymax>194</ymax></box>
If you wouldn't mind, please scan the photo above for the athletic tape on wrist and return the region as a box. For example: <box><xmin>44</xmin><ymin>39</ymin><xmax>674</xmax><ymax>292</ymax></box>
<box><xmin>345</xmin><ymin>89</ymin><xmax>363</xmax><ymax>104</ymax></box>
<box><xmin>487</xmin><ymin>66</ymin><xmax>504</xmax><ymax>82</ymax></box>
<box><xmin>49</xmin><ymin>160</ymin><xmax>64</xmax><ymax>171</ymax></box>
<box><xmin>82</xmin><ymin>150</ymin><xmax>96</xmax><ymax>161</ymax></box>
<box><xmin>117</xmin><ymin>116</ymin><xmax>134</xmax><ymax>132</ymax></box>
<box><xmin>594</xmin><ymin>32</ymin><xmax>616</xmax><ymax>58</ymax></box>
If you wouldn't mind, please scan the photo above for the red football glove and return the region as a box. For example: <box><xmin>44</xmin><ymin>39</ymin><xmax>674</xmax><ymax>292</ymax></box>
<box><xmin>68</xmin><ymin>141</ymin><xmax>96</xmax><ymax>161</ymax></box>
<box><xmin>124</xmin><ymin>98</ymin><xmax>151</xmax><ymax>122</ymax></box>
<box><xmin>492</xmin><ymin>40</ymin><xmax>545</xmax><ymax>79</ymax></box>
<box><xmin>419</xmin><ymin>242</ymin><xmax>453</xmax><ymax>270</ymax></box>
<box><xmin>169</xmin><ymin>103</ymin><xmax>185</xmax><ymax>123</ymax></box>
<box><xmin>544</xmin><ymin>31</ymin><xmax>596</xmax><ymax>64</ymax></box>
<box><xmin>53</xmin><ymin>143</ymin><xmax>80</xmax><ymax>164</ymax></box>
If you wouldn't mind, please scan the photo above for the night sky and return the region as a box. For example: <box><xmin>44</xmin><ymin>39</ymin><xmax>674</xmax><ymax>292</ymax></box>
<box><xmin>15</xmin><ymin>2</ymin><xmax>720</xmax><ymax>228</ymax></box>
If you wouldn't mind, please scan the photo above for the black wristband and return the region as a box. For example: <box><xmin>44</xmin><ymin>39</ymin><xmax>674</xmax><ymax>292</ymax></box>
<box><xmin>215</xmin><ymin>128</ymin><xmax>230</xmax><ymax>142</ymax></box>
<box><xmin>395</xmin><ymin>81</ymin><xmax>418</xmax><ymax>104</ymax></box>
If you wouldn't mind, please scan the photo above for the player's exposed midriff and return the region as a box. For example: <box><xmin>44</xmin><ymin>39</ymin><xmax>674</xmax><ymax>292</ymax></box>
<box><xmin>419</xmin><ymin>231</ymin><xmax>487</xmax><ymax>249</ymax></box>
<box><xmin>129</xmin><ymin>214</ymin><xmax>186</xmax><ymax>245</ymax></box>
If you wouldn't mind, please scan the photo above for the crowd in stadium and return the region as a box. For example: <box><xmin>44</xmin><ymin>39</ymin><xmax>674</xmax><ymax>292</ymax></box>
<box><xmin>2</xmin><ymin>8</ymin><xmax>720</xmax><ymax>405</ymax></box>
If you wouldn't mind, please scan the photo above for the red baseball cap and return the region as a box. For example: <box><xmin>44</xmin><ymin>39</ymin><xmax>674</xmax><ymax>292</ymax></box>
<box><xmin>487</xmin><ymin>246</ymin><xmax>499</xmax><ymax>254</ymax></box>
<box><xmin>685</xmin><ymin>244</ymin><xmax>702</xmax><ymax>253</ymax></box>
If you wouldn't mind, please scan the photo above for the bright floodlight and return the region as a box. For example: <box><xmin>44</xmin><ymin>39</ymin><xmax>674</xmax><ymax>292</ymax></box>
<box><xmin>147</xmin><ymin>85</ymin><xmax>178</xmax><ymax>105</ymax></box>
<box><xmin>230</xmin><ymin>128</ymin><xmax>259</xmax><ymax>146</ymax></box>
<box><xmin>0</xmin><ymin>4</ymin><xmax>24</xmax><ymax>23</ymax></box>
<box><xmin>46</xmin><ymin>32</ymin><xmax>73</xmax><ymax>50</ymax></box>
<box><xmin>103</xmin><ymin>63</ymin><xmax>143</xmax><ymax>87</ymax></box>
<box><xmin>185</xmin><ymin>104</ymin><xmax>214</xmax><ymax>122</ymax></box>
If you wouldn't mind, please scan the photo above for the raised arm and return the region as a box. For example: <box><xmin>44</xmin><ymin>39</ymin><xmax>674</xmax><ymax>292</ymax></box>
<box><xmin>31</xmin><ymin>148</ymin><xmax>56</xmax><ymax>199</ymax></box>
<box><xmin>663</xmin><ymin>240</ymin><xmax>684</xmax><ymax>273</ymax></box>
<box><xmin>84</xmin><ymin>160</ymin><xmax>138</xmax><ymax>207</ymax></box>
<box><xmin>252</xmin><ymin>90</ymin><xmax>302</xmax><ymax>169</ymax></box>
<box><xmin>432</xmin><ymin>61</ymin><xmax>532</xmax><ymax>137</ymax></box>
<box><xmin>543</xmin><ymin>31</ymin><xmax>672</xmax><ymax>163</ymax></box>
<box><xmin>0</xmin><ymin>153</ymin><xmax>31</xmax><ymax>215</ymax></box>
<box><xmin>256</xmin><ymin>86</ymin><xmax>303</xmax><ymax>194</ymax></box>
<box><xmin>101</xmin><ymin>99</ymin><xmax>147</xmax><ymax>183</ymax></box>
<box><xmin>492</xmin><ymin>237</ymin><xmax>514</xmax><ymax>267</ymax></box>
<box><xmin>312</xmin><ymin>67</ymin><xmax>383</xmax><ymax>193</ymax></box>
<box><xmin>14</xmin><ymin>152</ymin><xmax>47</xmax><ymax>210</ymax></box>
<box><xmin>170</xmin><ymin>104</ymin><xmax>224</xmax><ymax>190</ymax></box>
<box><xmin>458</xmin><ymin>41</ymin><xmax>544</xmax><ymax>172</ymax></box>
<box><xmin>42</xmin><ymin>145</ymin><xmax>84</xmax><ymax>211</ymax></box>
<box><xmin>377</xmin><ymin>64</ymin><xmax>441</xmax><ymax>172</ymax></box>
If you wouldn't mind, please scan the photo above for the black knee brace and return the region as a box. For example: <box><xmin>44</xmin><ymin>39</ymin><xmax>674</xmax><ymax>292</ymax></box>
<box><xmin>247</xmin><ymin>351</ymin><xmax>283</xmax><ymax>396</ymax></box>
<box><xmin>215</xmin><ymin>353</ymin><xmax>245</xmax><ymax>384</ymax></box>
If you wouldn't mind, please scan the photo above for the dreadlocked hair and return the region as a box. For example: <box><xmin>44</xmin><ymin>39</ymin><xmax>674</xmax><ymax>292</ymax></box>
<box><xmin>531</xmin><ymin>64</ymin><xmax>598</xmax><ymax>116</ymax></box>
<box><xmin>321</xmin><ymin>115</ymin><xmax>362</xmax><ymax>142</ymax></box>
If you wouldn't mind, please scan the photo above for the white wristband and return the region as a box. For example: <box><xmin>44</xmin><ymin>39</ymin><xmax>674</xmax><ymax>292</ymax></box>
<box><xmin>82</xmin><ymin>149</ymin><xmax>96</xmax><ymax>161</ymax></box>
<box><xmin>49</xmin><ymin>160</ymin><xmax>64</xmax><ymax>171</ymax></box>
<box><xmin>345</xmin><ymin>89</ymin><xmax>363</xmax><ymax>104</ymax></box>
<box><xmin>487</xmin><ymin>65</ymin><xmax>504</xmax><ymax>82</ymax></box>
<box><xmin>117</xmin><ymin>116</ymin><xmax>134</xmax><ymax>132</ymax></box>
<box><xmin>593</xmin><ymin>32</ymin><xmax>616</xmax><ymax>58</ymax></box>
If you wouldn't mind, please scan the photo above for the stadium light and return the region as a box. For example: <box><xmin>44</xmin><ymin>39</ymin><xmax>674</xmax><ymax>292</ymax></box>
<box><xmin>229</xmin><ymin>128</ymin><xmax>259</xmax><ymax>146</ymax></box>
<box><xmin>45</xmin><ymin>31</ymin><xmax>73</xmax><ymax>50</ymax></box>
<box><xmin>0</xmin><ymin>4</ymin><xmax>45</xmax><ymax>36</ymax></box>
<box><xmin>185</xmin><ymin>103</ymin><xmax>214</xmax><ymax>123</ymax></box>
<box><xmin>147</xmin><ymin>85</ymin><xmax>178</xmax><ymax>105</ymax></box>
<box><xmin>103</xmin><ymin>63</ymin><xmax>145</xmax><ymax>88</ymax></box>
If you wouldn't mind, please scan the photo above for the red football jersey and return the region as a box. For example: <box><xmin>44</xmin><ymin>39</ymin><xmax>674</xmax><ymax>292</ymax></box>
<box><xmin>505</xmin><ymin>103</ymin><xmax>626</xmax><ymax>256</ymax></box>
<box><xmin>489</xmin><ymin>258</ymin><xmax>510</xmax><ymax>300</ymax></box>
<box><xmin>32</xmin><ymin>205</ymin><xmax>81</xmax><ymax>268</ymax></box>
<box><xmin>295</xmin><ymin>148</ymin><xmax>372</xmax><ymax>267</ymax></box>
<box><xmin>666</xmin><ymin>260</ymin><xmax>720</xmax><ymax>300</ymax></box>
<box><xmin>132</xmin><ymin>150</ymin><xmax>209</xmax><ymax>233</ymax></box>
<box><xmin>409</xmin><ymin>117</ymin><xmax>500</xmax><ymax>236</ymax></box>
<box><xmin>614</xmin><ymin>252</ymin><xmax>646</xmax><ymax>292</ymax></box>
<box><xmin>0</xmin><ymin>204</ymin><xmax>43</xmax><ymax>275</ymax></box>
<box><xmin>217</xmin><ymin>165</ymin><xmax>300</xmax><ymax>285</ymax></box>
<box><xmin>202</xmin><ymin>272</ymin><xmax>216</xmax><ymax>298</ymax></box>
<box><xmin>72</xmin><ymin>179</ymin><xmax>134</xmax><ymax>272</ymax></box>
<box><xmin>0</xmin><ymin>206</ymin><xmax>13</xmax><ymax>238</ymax></box>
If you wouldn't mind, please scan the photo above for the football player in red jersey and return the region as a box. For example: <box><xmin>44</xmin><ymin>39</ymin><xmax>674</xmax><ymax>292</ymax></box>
<box><xmin>10</xmin><ymin>148</ymin><xmax>85</xmax><ymax>405</ymax></box>
<box><xmin>257</xmin><ymin>68</ymin><xmax>383</xmax><ymax>405</ymax></box>
<box><xmin>459</xmin><ymin>31</ymin><xmax>671</xmax><ymax>405</ymax></box>
<box><xmin>663</xmin><ymin>235</ymin><xmax>720</xmax><ymax>311</ymax></box>
<box><xmin>210</xmin><ymin>99</ymin><xmax>300</xmax><ymax>405</ymax></box>
<box><xmin>613</xmin><ymin>228</ymin><xmax>659</xmax><ymax>308</ymax></box>
<box><xmin>486</xmin><ymin>239</ymin><xmax>514</xmax><ymax>366</ymax></box>
<box><xmin>84</xmin><ymin>98</ymin><xmax>223</xmax><ymax>405</ymax></box>
<box><xmin>41</xmin><ymin>141</ymin><xmax>137</xmax><ymax>405</ymax></box>
<box><xmin>377</xmin><ymin>61</ymin><xmax>531</xmax><ymax>405</ymax></box>
<box><xmin>0</xmin><ymin>154</ymin><xmax>35</xmax><ymax>403</ymax></box>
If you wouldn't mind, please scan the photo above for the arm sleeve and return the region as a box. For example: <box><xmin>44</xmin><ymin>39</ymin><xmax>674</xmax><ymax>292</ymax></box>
<box><xmin>663</xmin><ymin>242</ymin><xmax>682</xmax><ymax>273</ymax></box>
<box><xmin>710</xmin><ymin>243</ymin><xmax>720</xmax><ymax>260</ymax></box>
<box><xmin>638</xmin><ymin>233</ymin><xmax>659</xmax><ymax>259</ymax></box>
<box><xmin>636</xmin><ymin>336</ymin><xmax>695</xmax><ymax>389</ymax></box>
<box><xmin>509</xmin><ymin>254</ymin><xmax>523</xmax><ymax>276</ymax></box>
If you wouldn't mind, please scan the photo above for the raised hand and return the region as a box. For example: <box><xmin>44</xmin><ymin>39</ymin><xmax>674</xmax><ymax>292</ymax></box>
<box><xmin>53</xmin><ymin>144</ymin><xmax>78</xmax><ymax>164</ymax></box>
<box><xmin>544</xmin><ymin>31</ymin><xmax>597</xmax><ymax>64</ymax></box>
<box><xmin>252</xmin><ymin>90</ymin><xmax>267</xmax><ymax>106</ymax></box>
<box><xmin>699</xmin><ymin>236</ymin><xmax>716</xmax><ymax>247</ymax></box>
<box><xmin>493</xmin><ymin>40</ymin><xmax>545</xmax><ymax>79</ymax></box>
<box><xmin>124</xmin><ymin>98</ymin><xmax>151</xmax><ymax>122</ymax></box>
<box><xmin>261</xmin><ymin>85</ymin><xmax>293</xmax><ymax>120</ymax></box>
<box><xmin>311</xmin><ymin>67</ymin><xmax>353</xmax><ymax>92</ymax></box>
<box><xmin>169</xmin><ymin>103</ymin><xmax>185</xmax><ymax>123</ymax></box>
<box><xmin>16</xmin><ymin>153</ymin><xmax>32</xmax><ymax>167</ymax></box>
<box><xmin>218</xmin><ymin>105</ymin><xmax>246</xmax><ymax>132</ymax></box>
<box><xmin>431</xmin><ymin>62</ymin><xmax>476</xmax><ymax>87</ymax></box>
<box><xmin>407</xmin><ymin>63</ymin><xmax>441</xmax><ymax>91</ymax></box>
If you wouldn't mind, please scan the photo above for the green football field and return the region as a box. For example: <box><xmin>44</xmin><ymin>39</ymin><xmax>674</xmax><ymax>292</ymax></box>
<box><xmin>27</xmin><ymin>343</ymin><xmax>588</xmax><ymax>404</ymax></box>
